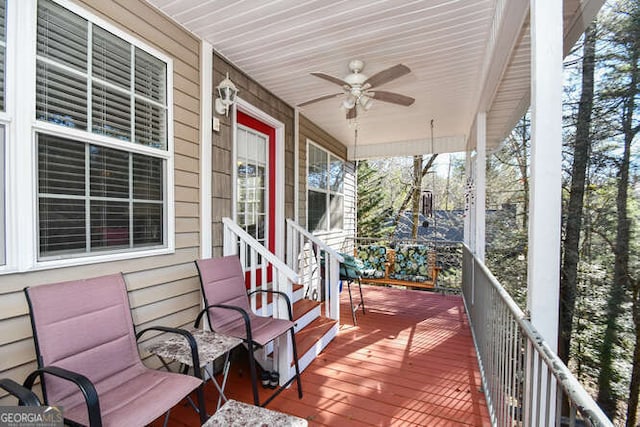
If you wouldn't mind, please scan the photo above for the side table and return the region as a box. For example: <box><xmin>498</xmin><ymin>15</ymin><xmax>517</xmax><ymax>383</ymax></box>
<box><xmin>146</xmin><ymin>327</ymin><xmax>242</xmax><ymax>411</ymax></box>
<box><xmin>202</xmin><ymin>399</ymin><xmax>308</xmax><ymax>426</ymax></box>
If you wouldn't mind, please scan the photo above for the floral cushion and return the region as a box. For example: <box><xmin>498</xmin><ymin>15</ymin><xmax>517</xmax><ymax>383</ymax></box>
<box><xmin>356</xmin><ymin>245</ymin><xmax>387</xmax><ymax>278</ymax></box>
<box><xmin>390</xmin><ymin>245</ymin><xmax>433</xmax><ymax>282</ymax></box>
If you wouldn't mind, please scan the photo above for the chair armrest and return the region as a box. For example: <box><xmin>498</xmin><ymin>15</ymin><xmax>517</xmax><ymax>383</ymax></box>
<box><xmin>194</xmin><ymin>304</ymin><xmax>255</xmax><ymax>346</ymax></box>
<box><xmin>247</xmin><ymin>289</ymin><xmax>294</xmax><ymax>320</ymax></box>
<box><xmin>0</xmin><ymin>378</ymin><xmax>41</xmax><ymax>406</ymax></box>
<box><xmin>136</xmin><ymin>327</ymin><xmax>202</xmax><ymax>379</ymax></box>
<box><xmin>24</xmin><ymin>366</ymin><xmax>102</xmax><ymax>427</ymax></box>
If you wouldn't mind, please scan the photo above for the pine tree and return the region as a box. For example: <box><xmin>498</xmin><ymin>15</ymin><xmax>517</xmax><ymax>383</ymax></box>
<box><xmin>356</xmin><ymin>160</ymin><xmax>393</xmax><ymax>238</ymax></box>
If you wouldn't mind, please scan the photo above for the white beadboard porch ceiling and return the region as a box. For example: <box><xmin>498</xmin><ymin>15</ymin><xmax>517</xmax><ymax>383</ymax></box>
<box><xmin>147</xmin><ymin>0</ymin><xmax>603</xmax><ymax>159</ymax></box>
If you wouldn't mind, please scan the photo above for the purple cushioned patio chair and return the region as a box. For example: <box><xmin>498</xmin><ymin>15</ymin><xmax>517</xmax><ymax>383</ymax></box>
<box><xmin>194</xmin><ymin>256</ymin><xmax>302</xmax><ymax>407</ymax></box>
<box><xmin>23</xmin><ymin>273</ymin><xmax>207</xmax><ymax>427</ymax></box>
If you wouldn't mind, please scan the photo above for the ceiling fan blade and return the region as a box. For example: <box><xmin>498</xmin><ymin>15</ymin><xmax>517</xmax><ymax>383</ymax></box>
<box><xmin>298</xmin><ymin>93</ymin><xmax>343</xmax><ymax>107</ymax></box>
<box><xmin>346</xmin><ymin>107</ymin><xmax>357</xmax><ymax>120</ymax></box>
<box><xmin>363</xmin><ymin>64</ymin><xmax>411</xmax><ymax>88</ymax></box>
<box><xmin>370</xmin><ymin>90</ymin><xmax>415</xmax><ymax>106</ymax></box>
<box><xmin>311</xmin><ymin>72</ymin><xmax>350</xmax><ymax>87</ymax></box>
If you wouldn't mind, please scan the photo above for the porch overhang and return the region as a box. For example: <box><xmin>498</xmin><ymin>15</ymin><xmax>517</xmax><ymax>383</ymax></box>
<box><xmin>149</xmin><ymin>0</ymin><xmax>603</xmax><ymax>160</ymax></box>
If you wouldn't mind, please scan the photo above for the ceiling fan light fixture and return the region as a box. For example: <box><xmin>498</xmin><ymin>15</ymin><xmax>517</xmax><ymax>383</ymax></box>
<box><xmin>342</xmin><ymin>95</ymin><xmax>356</xmax><ymax>110</ymax></box>
<box><xmin>301</xmin><ymin>60</ymin><xmax>415</xmax><ymax>120</ymax></box>
<box><xmin>359</xmin><ymin>95</ymin><xmax>373</xmax><ymax>111</ymax></box>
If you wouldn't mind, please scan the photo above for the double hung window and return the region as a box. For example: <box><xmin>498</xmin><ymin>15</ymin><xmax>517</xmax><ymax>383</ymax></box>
<box><xmin>34</xmin><ymin>0</ymin><xmax>169</xmax><ymax>260</ymax></box>
<box><xmin>307</xmin><ymin>142</ymin><xmax>344</xmax><ymax>233</ymax></box>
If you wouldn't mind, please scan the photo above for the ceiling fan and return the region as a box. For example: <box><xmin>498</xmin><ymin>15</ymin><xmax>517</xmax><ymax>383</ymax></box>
<box><xmin>299</xmin><ymin>59</ymin><xmax>415</xmax><ymax>120</ymax></box>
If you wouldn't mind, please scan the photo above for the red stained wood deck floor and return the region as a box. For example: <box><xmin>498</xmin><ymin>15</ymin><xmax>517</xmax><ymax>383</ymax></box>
<box><xmin>153</xmin><ymin>285</ymin><xmax>490</xmax><ymax>426</ymax></box>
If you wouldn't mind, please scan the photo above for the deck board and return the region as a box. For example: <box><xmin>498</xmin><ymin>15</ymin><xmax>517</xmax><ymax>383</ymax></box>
<box><xmin>152</xmin><ymin>285</ymin><xmax>490</xmax><ymax>426</ymax></box>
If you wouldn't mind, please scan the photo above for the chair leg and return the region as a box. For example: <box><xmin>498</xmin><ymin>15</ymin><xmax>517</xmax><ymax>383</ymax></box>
<box><xmin>290</xmin><ymin>327</ymin><xmax>303</xmax><ymax>399</ymax></box>
<box><xmin>260</xmin><ymin>329</ymin><xmax>303</xmax><ymax>408</ymax></box>
<box><xmin>247</xmin><ymin>342</ymin><xmax>260</xmax><ymax>407</ymax></box>
<box><xmin>357</xmin><ymin>277</ymin><xmax>365</xmax><ymax>314</ymax></box>
<box><xmin>195</xmin><ymin>383</ymin><xmax>207</xmax><ymax>424</ymax></box>
<box><xmin>347</xmin><ymin>280</ymin><xmax>357</xmax><ymax>325</ymax></box>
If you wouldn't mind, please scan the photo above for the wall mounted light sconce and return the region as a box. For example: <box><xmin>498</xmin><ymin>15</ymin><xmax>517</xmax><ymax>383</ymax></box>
<box><xmin>214</xmin><ymin>72</ymin><xmax>238</xmax><ymax>116</ymax></box>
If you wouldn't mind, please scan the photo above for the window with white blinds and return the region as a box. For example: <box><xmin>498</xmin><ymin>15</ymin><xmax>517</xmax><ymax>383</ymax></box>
<box><xmin>38</xmin><ymin>134</ymin><xmax>164</xmax><ymax>257</ymax></box>
<box><xmin>307</xmin><ymin>143</ymin><xmax>345</xmax><ymax>232</ymax></box>
<box><xmin>34</xmin><ymin>0</ymin><xmax>169</xmax><ymax>259</ymax></box>
<box><xmin>36</xmin><ymin>0</ymin><xmax>167</xmax><ymax>149</ymax></box>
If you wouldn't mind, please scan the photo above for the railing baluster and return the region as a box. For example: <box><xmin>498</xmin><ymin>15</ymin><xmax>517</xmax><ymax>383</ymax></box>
<box><xmin>569</xmin><ymin>402</ymin><xmax>576</xmax><ymax>427</ymax></box>
<box><xmin>249</xmin><ymin>246</ymin><xmax>257</xmax><ymax>312</ymax></box>
<box><xmin>544</xmin><ymin>366</ymin><xmax>551</xmax><ymax>427</ymax></box>
<box><xmin>555</xmin><ymin>378</ymin><xmax>562</xmax><ymax>427</ymax></box>
<box><xmin>262</xmin><ymin>257</ymin><xmax>268</xmax><ymax>315</ymax></box>
<box><xmin>497</xmin><ymin>291</ymin><xmax>504</xmax><ymax>421</ymax></box>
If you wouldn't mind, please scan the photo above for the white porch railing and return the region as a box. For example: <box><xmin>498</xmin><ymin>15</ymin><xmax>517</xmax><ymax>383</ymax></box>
<box><xmin>462</xmin><ymin>245</ymin><xmax>613</xmax><ymax>427</ymax></box>
<box><xmin>222</xmin><ymin>217</ymin><xmax>299</xmax><ymax>381</ymax></box>
<box><xmin>285</xmin><ymin>218</ymin><xmax>343</xmax><ymax>322</ymax></box>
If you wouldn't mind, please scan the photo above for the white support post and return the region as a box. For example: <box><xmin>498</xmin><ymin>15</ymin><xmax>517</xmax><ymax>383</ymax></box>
<box><xmin>200</xmin><ymin>41</ymin><xmax>213</xmax><ymax>259</ymax></box>
<box><xmin>528</xmin><ymin>0</ymin><xmax>563</xmax><ymax>423</ymax></box>
<box><xmin>474</xmin><ymin>112</ymin><xmax>487</xmax><ymax>262</ymax></box>
<box><xmin>294</xmin><ymin>109</ymin><xmax>300</xmax><ymax>224</ymax></box>
<box><xmin>329</xmin><ymin>256</ymin><xmax>341</xmax><ymax>321</ymax></box>
<box><xmin>528</xmin><ymin>0</ymin><xmax>562</xmax><ymax>351</ymax></box>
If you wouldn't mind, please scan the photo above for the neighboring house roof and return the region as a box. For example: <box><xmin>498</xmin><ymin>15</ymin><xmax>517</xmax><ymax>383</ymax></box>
<box><xmin>394</xmin><ymin>207</ymin><xmax>518</xmax><ymax>245</ymax></box>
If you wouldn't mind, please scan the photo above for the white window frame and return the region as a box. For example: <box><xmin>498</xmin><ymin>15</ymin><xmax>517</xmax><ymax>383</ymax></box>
<box><xmin>306</xmin><ymin>140</ymin><xmax>345</xmax><ymax>234</ymax></box>
<box><xmin>2</xmin><ymin>0</ymin><xmax>175</xmax><ymax>274</ymax></box>
<box><xmin>0</xmin><ymin>126</ymin><xmax>5</xmax><ymax>267</ymax></box>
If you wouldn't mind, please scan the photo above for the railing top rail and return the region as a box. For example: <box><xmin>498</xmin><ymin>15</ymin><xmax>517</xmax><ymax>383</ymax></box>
<box><xmin>223</xmin><ymin>217</ymin><xmax>299</xmax><ymax>284</ymax></box>
<box><xmin>347</xmin><ymin>236</ymin><xmax>463</xmax><ymax>246</ymax></box>
<box><xmin>286</xmin><ymin>218</ymin><xmax>344</xmax><ymax>263</ymax></box>
<box><xmin>463</xmin><ymin>244</ymin><xmax>613</xmax><ymax>427</ymax></box>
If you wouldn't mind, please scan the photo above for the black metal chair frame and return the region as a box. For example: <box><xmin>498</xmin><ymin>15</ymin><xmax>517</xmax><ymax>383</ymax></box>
<box><xmin>0</xmin><ymin>378</ymin><xmax>42</xmax><ymax>406</ymax></box>
<box><xmin>194</xmin><ymin>265</ymin><xmax>303</xmax><ymax>408</ymax></box>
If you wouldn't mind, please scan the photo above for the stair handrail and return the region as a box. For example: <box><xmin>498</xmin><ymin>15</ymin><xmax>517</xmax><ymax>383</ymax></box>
<box><xmin>222</xmin><ymin>217</ymin><xmax>299</xmax><ymax>284</ymax></box>
<box><xmin>286</xmin><ymin>218</ymin><xmax>343</xmax><ymax>321</ymax></box>
<box><xmin>286</xmin><ymin>219</ymin><xmax>345</xmax><ymax>264</ymax></box>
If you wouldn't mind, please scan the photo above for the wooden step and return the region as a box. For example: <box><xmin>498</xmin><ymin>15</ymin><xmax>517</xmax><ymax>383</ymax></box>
<box><xmin>292</xmin><ymin>299</ymin><xmax>322</xmax><ymax>333</ymax></box>
<box><xmin>294</xmin><ymin>316</ymin><xmax>337</xmax><ymax>362</ymax></box>
<box><xmin>292</xmin><ymin>298</ymin><xmax>321</xmax><ymax>321</ymax></box>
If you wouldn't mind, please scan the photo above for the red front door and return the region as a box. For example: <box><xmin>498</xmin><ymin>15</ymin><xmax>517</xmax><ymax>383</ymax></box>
<box><xmin>236</xmin><ymin>111</ymin><xmax>276</xmax><ymax>286</ymax></box>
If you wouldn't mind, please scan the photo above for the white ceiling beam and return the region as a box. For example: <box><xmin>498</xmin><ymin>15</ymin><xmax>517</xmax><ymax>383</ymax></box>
<box><xmin>348</xmin><ymin>135</ymin><xmax>467</xmax><ymax>160</ymax></box>
<box><xmin>563</xmin><ymin>0</ymin><xmax>605</xmax><ymax>56</ymax></box>
<box><xmin>475</xmin><ymin>0</ymin><xmax>530</xmax><ymax>114</ymax></box>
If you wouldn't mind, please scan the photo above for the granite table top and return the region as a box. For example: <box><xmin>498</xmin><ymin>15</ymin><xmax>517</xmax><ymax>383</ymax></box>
<box><xmin>202</xmin><ymin>399</ymin><xmax>308</xmax><ymax>427</ymax></box>
<box><xmin>145</xmin><ymin>327</ymin><xmax>242</xmax><ymax>368</ymax></box>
